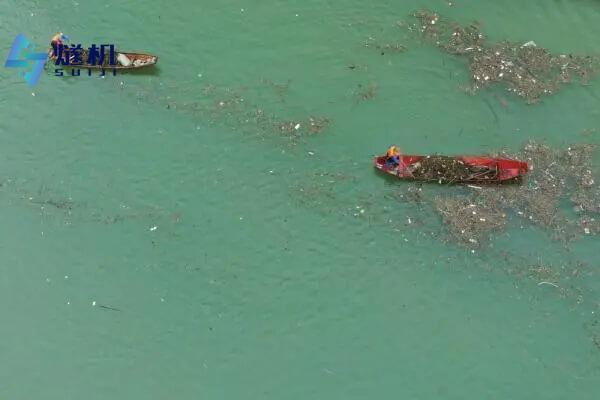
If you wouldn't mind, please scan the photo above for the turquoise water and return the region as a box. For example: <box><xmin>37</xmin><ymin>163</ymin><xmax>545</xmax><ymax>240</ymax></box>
<box><xmin>1</xmin><ymin>0</ymin><xmax>600</xmax><ymax>398</ymax></box>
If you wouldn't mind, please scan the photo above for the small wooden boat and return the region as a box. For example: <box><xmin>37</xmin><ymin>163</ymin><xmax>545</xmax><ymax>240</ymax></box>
<box><xmin>48</xmin><ymin>50</ymin><xmax>158</xmax><ymax>70</ymax></box>
<box><xmin>373</xmin><ymin>154</ymin><xmax>528</xmax><ymax>184</ymax></box>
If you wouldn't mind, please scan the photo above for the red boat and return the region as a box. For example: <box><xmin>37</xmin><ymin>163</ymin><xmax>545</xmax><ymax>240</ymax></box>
<box><xmin>373</xmin><ymin>154</ymin><xmax>528</xmax><ymax>184</ymax></box>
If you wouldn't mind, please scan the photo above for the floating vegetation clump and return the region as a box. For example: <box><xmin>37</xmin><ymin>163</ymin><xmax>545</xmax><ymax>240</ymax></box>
<box><xmin>355</xmin><ymin>81</ymin><xmax>378</xmax><ymax>101</ymax></box>
<box><xmin>579</xmin><ymin>216</ymin><xmax>600</xmax><ymax>235</ymax></box>
<box><xmin>276</xmin><ymin>116</ymin><xmax>331</xmax><ymax>138</ymax></box>
<box><xmin>292</xmin><ymin>171</ymin><xmax>358</xmax><ymax>212</ymax></box>
<box><xmin>434</xmin><ymin>141</ymin><xmax>600</xmax><ymax>246</ymax></box>
<box><xmin>364</xmin><ymin>36</ymin><xmax>407</xmax><ymax>55</ymax></box>
<box><xmin>435</xmin><ymin>195</ymin><xmax>507</xmax><ymax>246</ymax></box>
<box><xmin>307</xmin><ymin>117</ymin><xmax>331</xmax><ymax>134</ymax></box>
<box><xmin>120</xmin><ymin>79</ymin><xmax>333</xmax><ymax>144</ymax></box>
<box><xmin>386</xmin><ymin>184</ymin><xmax>427</xmax><ymax>208</ymax></box>
<box><xmin>259</xmin><ymin>78</ymin><xmax>292</xmax><ymax>102</ymax></box>
<box><xmin>412</xmin><ymin>10</ymin><xmax>598</xmax><ymax>103</ymax></box>
<box><xmin>505</xmin><ymin>254</ymin><xmax>588</xmax><ymax>302</ymax></box>
<box><xmin>409</xmin><ymin>156</ymin><xmax>500</xmax><ymax>183</ymax></box>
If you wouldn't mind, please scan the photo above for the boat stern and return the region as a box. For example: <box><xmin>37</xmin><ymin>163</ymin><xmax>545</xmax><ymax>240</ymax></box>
<box><xmin>373</xmin><ymin>155</ymin><xmax>387</xmax><ymax>170</ymax></box>
<box><xmin>497</xmin><ymin>159</ymin><xmax>529</xmax><ymax>181</ymax></box>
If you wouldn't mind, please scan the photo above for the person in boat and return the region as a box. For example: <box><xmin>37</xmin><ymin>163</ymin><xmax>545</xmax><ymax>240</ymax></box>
<box><xmin>49</xmin><ymin>33</ymin><xmax>66</xmax><ymax>51</ymax></box>
<box><xmin>49</xmin><ymin>33</ymin><xmax>63</xmax><ymax>58</ymax></box>
<box><xmin>48</xmin><ymin>33</ymin><xmax>74</xmax><ymax>62</ymax></box>
<box><xmin>385</xmin><ymin>145</ymin><xmax>401</xmax><ymax>168</ymax></box>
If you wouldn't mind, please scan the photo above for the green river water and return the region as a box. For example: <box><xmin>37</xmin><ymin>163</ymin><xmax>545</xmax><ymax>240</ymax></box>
<box><xmin>1</xmin><ymin>0</ymin><xmax>600</xmax><ymax>398</ymax></box>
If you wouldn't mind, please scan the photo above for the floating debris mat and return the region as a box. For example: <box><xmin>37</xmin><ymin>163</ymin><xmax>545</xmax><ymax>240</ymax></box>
<box><xmin>432</xmin><ymin>141</ymin><xmax>600</xmax><ymax>247</ymax></box>
<box><xmin>412</xmin><ymin>10</ymin><xmax>598</xmax><ymax>103</ymax></box>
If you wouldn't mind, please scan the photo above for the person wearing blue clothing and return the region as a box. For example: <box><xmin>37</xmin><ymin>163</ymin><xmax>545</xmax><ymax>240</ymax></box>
<box><xmin>385</xmin><ymin>145</ymin><xmax>401</xmax><ymax>169</ymax></box>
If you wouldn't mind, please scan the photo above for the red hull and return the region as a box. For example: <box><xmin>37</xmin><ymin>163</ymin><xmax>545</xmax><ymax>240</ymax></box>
<box><xmin>373</xmin><ymin>154</ymin><xmax>528</xmax><ymax>183</ymax></box>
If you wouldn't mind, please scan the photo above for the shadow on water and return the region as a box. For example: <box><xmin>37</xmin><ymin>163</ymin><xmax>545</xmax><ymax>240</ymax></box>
<box><xmin>116</xmin><ymin>66</ymin><xmax>161</xmax><ymax>77</ymax></box>
<box><xmin>43</xmin><ymin>63</ymin><xmax>161</xmax><ymax>79</ymax></box>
